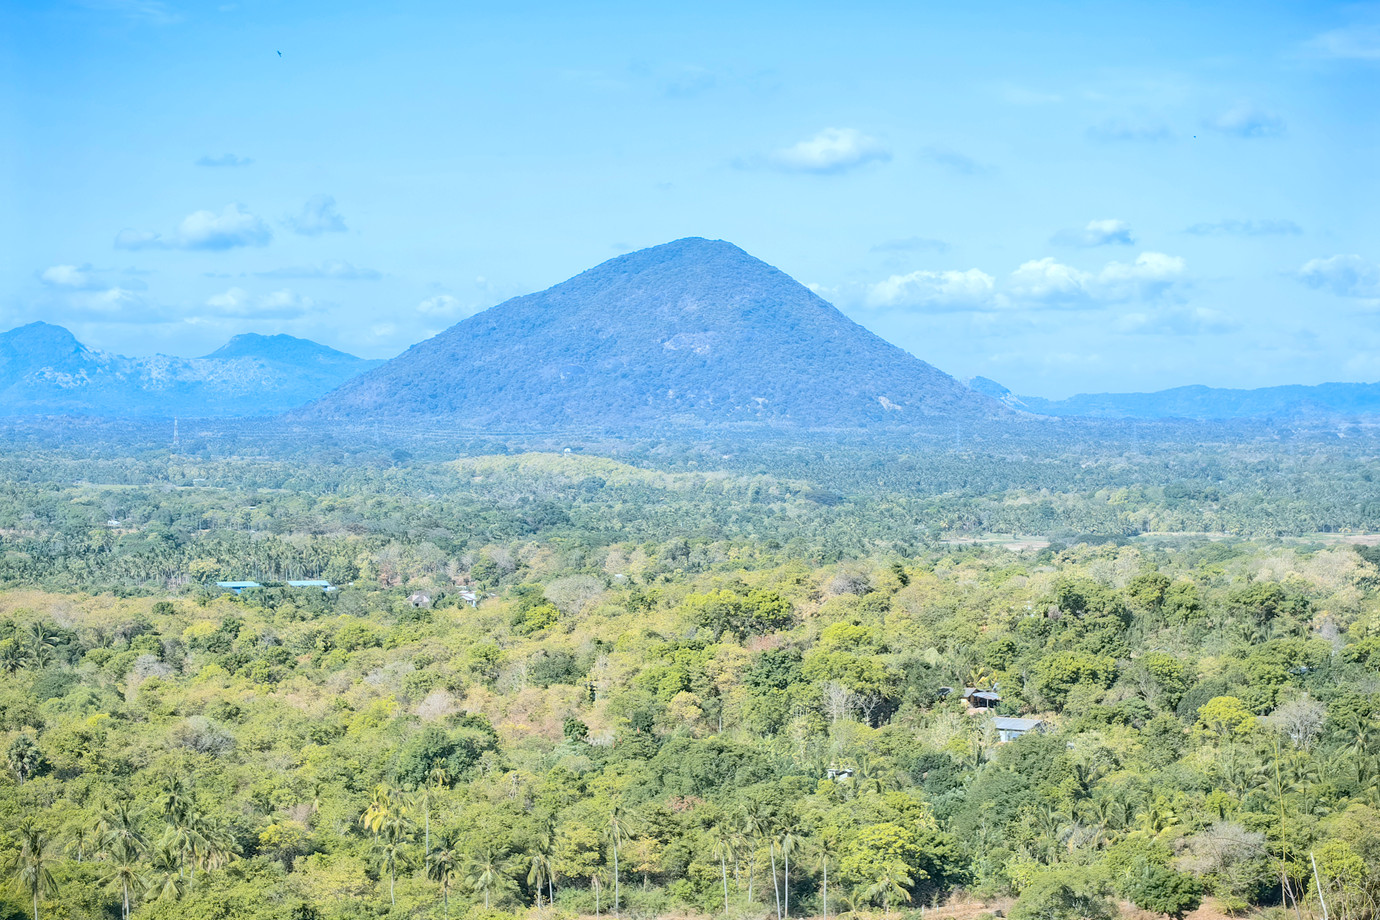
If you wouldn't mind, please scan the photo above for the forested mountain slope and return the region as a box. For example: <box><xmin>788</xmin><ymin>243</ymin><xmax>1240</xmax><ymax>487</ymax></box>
<box><xmin>300</xmin><ymin>238</ymin><xmax>1005</xmax><ymax>430</ymax></box>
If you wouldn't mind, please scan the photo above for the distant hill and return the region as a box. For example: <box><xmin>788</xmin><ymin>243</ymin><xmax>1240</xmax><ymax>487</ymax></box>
<box><xmin>300</xmin><ymin>237</ymin><xmax>1005</xmax><ymax>430</ymax></box>
<box><xmin>966</xmin><ymin>375</ymin><xmax>1380</xmax><ymax>420</ymax></box>
<box><xmin>0</xmin><ymin>323</ymin><xmax>382</xmax><ymax>418</ymax></box>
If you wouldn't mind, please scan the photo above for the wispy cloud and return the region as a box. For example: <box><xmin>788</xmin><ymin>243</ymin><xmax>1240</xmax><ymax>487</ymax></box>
<box><xmin>767</xmin><ymin>128</ymin><xmax>890</xmax><ymax>174</ymax></box>
<box><xmin>1208</xmin><ymin>104</ymin><xmax>1286</xmax><ymax>138</ymax></box>
<box><xmin>1086</xmin><ymin>119</ymin><xmax>1173</xmax><ymax>143</ymax></box>
<box><xmin>870</xmin><ymin>237</ymin><xmax>949</xmax><ymax>254</ymax></box>
<box><xmin>1297</xmin><ymin>255</ymin><xmax>1380</xmax><ymax>300</ymax></box>
<box><xmin>999</xmin><ymin>85</ymin><xmax>1062</xmax><ymax>105</ymax></box>
<box><xmin>196</xmin><ymin>153</ymin><xmax>253</xmax><ymax>168</ymax></box>
<box><xmin>1052</xmin><ymin>219</ymin><xmax>1135</xmax><ymax>248</ymax></box>
<box><xmin>1304</xmin><ymin>22</ymin><xmax>1380</xmax><ymax>61</ymax></box>
<box><xmin>1117</xmin><ymin>306</ymin><xmax>1239</xmax><ymax>335</ymax></box>
<box><xmin>662</xmin><ymin>65</ymin><xmax>716</xmax><ymax>98</ymax></box>
<box><xmin>287</xmin><ymin>195</ymin><xmax>348</xmax><ymax>236</ymax></box>
<box><xmin>115</xmin><ymin>204</ymin><xmax>272</xmax><ymax>251</ymax></box>
<box><xmin>255</xmin><ymin>261</ymin><xmax>381</xmax><ymax>281</ymax></box>
<box><xmin>919</xmin><ymin>146</ymin><xmax>990</xmax><ymax>175</ymax></box>
<box><xmin>1185</xmin><ymin>218</ymin><xmax>1302</xmax><ymax>237</ymax></box>
<box><xmin>80</xmin><ymin>0</ymin><xmax>180</xmax><ymax>25</ymax></box>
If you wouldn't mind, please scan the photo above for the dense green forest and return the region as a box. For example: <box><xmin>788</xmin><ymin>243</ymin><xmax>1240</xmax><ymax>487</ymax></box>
<box><xmin>2</xmin><ymin>440</ymin><xmax>1379</xmax><ymax>920</ymax></box>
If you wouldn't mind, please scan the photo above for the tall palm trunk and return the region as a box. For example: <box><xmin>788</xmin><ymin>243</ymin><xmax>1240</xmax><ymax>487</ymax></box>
<box><xmin>822</xmin><ymin>857</ymin><xmax>828</xmax><ymax>920</ymax></box>
<box><xmin>721</xmin><ymin>852</ymin><xmax>730</xmax><ymax>915</ymax></box>
<box><xmin>614</xmin><ymin>842</ymin><xmax>620</xmax><ymax>915</ymax></box>
<box><xmin>769</xmin><ymin>840</ymin><xmax>782</xmax><ymax>920</ymax></box>
<box><xmin>784</xmin><ymin>846</ymin><xmax>790</xmax><ymax>918</ymax></box>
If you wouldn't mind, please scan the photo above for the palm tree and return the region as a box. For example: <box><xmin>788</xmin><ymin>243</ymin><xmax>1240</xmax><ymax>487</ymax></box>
<box><xmin>862</xmin><ymin>862</ymin><xmax>913</xmax><ymax>919</ymax></box>
<box><xmin>606</xmin><ymin>801</ymin><xmax>629</xmax><ymax>915</ymax></box>
<box><xmin>148</xmin><ymin>843</ymin><xmax>188</xmax><ymax>904</ymax></box>
<box><xmin>780</xmin><ymin>826</ymin><xmax>801</xmax><ymax>918</ymax></box>
<box><xmin>6</xmin><ymin>821</ymin><xmax>58</xmax><ymax>920</ymax></box>
<box><xmin>817</xmin><ymin>827</ymin><xmax>840</xmax><ymax>920</ymax></box>
<box><xmin>373</xmin><ymin>824</ymin><xmax>408</xmax><ymax>908</ymax></box>
<box><xmin>361</xmin><ymin>784</ymin><xmax>396</xmax><ymax>838</ymax></box>
<box><xmin>416</xmin><ymin>764</ymin><xmax>449</xmax><ymax>860</ymax></box>
<box><xmin>740</xmin><ymin>804</ymin><xmax>768</xmax><ymax>904</ymax></box>
<box><xmin>99</xmin><ymin>801</ymin><xmax>147</xmax><ymax>859</ymax></box>
<box><xmin>710</xmin><ymin>823</ymin><xmax>736</xmax><ymax>915</ymax></box>
<box><xmin>99</xmin><ymin>844</ymin><xmax>146</xmax><ymax>920</ymax></box>
<box><xmin>467</xmin><ymin>843</ymin><xmax>506</xmax><ymax>909</ymax></box>
<box><xmin>155</xmin><ymin>774</ymin><xmax>194</xmax><ymax>829</ymax></box>
<box><xmin>427</xmin><ymin>838</ymin><xmax>459</xmax><ymax>920</ymax></box>
<box><xmin>767</xmin><ymin>823</ymin><xmax>782</xmax><ymax>920</ymax></box>
<box><xmin>527</xmin><ymin>849</ymin><xmax>553</xmax><ymax>908</ymax></box>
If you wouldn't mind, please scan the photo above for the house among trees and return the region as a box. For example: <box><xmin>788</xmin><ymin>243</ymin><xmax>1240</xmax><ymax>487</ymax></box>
<box><xmin>961</xmin><ymin>687</ymin><xmax>1001</xmax><ymax>710</ymax></box>
<box><xmin>938</xmin><ymin>686</ymin><xmax>1002</xmax><ymax>710</ymax></box>
<box><xmin>993</xmin><ymin>716</ymin><xmax>1046</xmax><ymax>743</ymax></box>
<box><xmin>408</xmin><ymin>592</ymin><xmax>432</xmax><ymax>608</ymax></box>
<box><xmin>287</xmin><ymin>580</ymin><xmax>335</xmax><ymax>592</ymax></box>
<box><xmin>216</xmin><ymin>581</ymin><xmax>261</xmax><ymax>594</ymax></box>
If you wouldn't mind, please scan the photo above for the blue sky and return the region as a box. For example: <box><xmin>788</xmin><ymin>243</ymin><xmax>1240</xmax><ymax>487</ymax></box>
<box><xmin>2</xmin><ymin>0</ymin><xmax>1377</xmax><ymax>398</ymax></box>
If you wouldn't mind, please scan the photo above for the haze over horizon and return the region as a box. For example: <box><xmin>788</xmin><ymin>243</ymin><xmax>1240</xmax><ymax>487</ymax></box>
<box><xmin>3</xmin><ymin>0</ymin><xmax>1377</xmax><ymax>399</ymax></box>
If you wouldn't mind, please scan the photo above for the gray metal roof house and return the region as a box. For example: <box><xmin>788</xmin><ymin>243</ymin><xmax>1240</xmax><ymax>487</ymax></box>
<box><xmin>993</xmin><ymin>716</ymin><xmax>1046</xmax><ymax>743</ymax></box>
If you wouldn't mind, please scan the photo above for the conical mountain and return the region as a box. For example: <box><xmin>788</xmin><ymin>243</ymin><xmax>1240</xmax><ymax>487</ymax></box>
<box><xmin>302</xmin><ymin>238</ymin><xmax>1005</xmax><ymax>429</ymax></box>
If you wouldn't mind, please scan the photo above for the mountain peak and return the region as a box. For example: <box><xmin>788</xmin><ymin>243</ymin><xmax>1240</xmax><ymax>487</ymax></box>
<box><xmin>2</xmin><ymin>321</ymin><xmax>84</xmax><ymax>350</ymax></box>
<box><xmin>300</xmin><ymin>238</ymin><xmax>1006</xmax><ymax>429</ymax></box>
<box><xmin>203</xmin><ymin>333</ymin><xmax>366</xmax><ymax>366</ymax></box>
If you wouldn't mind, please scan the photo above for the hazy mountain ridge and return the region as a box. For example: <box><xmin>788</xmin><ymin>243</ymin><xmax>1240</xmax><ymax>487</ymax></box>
<box><xmin>299</xmin><ymin>237</ymin><xmax>1007</xmax><ymax>429</ymax></box>
<box><xmin>1003</xmin><ymin>380</ymin><xmax>1380</xmax><ymax>420</ymax></box>
<box><xmin>0</xmin><ymin>322</ymin><xmax>382</xmax><ymax>417</ymax></box>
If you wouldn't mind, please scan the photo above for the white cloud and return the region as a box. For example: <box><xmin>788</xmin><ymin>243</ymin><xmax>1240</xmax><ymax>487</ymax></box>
<box><xmin>770</xmin><ymin>128</ymin><xmax>890</xmax><ymax>173</ymax></box>
<box><xmin>865</xmin><ymin>269</ymin><xmax>997</xmax><ymax>310</ymax></box>
<box><xmin>287</xmin><ymin>195</ymin><xmax>348</xmax><ymax>235</ymax></box>
<box><xmin>1096</xmin><ymin>252</ymin><xmax>1187</xmax><ymax>300</ymax></box>
<box><xmin>1010</xmin><ymin>252</ymin><xmax>1186</xmax><ymax>307</ymax></box>
<box><xmin>40</xmin><ymin>264</ymin><xmax>100</xmax><ymax>289</ymax></box>
<box><xmin>1010</xmin><ymin>258</ymin><xmax>1095</xmax><ymax>306</ymax></box>
<box><xmin>116</xmin><ymin>204</ymin><xmax>272</xmax><ymax>251</ymax></box>
<box><xmin>1209</xmin><ymin>104</ymin><xmax>1286</xmax><ymax>138</ymax></box>
<box><xmin>1298</xmin><ymin>255</ymin><xmax>1380</xmax><ymax>299</ymax></box>
<box><xmin>1052</xmin><ymin>219</ymin><xmax>1135</xmax><ymax>247</ymax></box>
<box><xmin>179</xmin><ymin>205</ymin><xmax>272</xmax><ymax>249</ymax></box>
<box><xmin>205</xmin><ymin>287</ymin><xmax>313</xmax><ymax>318</ymax></box>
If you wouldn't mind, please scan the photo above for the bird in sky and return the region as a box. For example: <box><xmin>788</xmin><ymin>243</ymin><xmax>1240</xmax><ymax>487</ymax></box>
<box><xmin>276</xmin><ymin>50</ymin><xmax>282</xmax><ymax>57</ymax></box>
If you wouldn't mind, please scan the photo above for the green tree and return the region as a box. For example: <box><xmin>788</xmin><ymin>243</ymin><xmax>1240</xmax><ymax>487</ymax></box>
<box><xmin>1127</xmin><ymin>865</ymin><xmax>1202</xmax><ymax>920</ymax></box>
<box><xmin>1011</xmin><ymin>870</ymin><xmax>1115</xmax><ymax>920</ymax></box>
<box><xmin>6</xmin><ymin>821</ymin><xmax>58</xmax><ymax>920</ymax></box>
<box><xmin>427</xmin><ymin>837</ymin><xmax>460</xmax><ymax>920</ymax></box>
